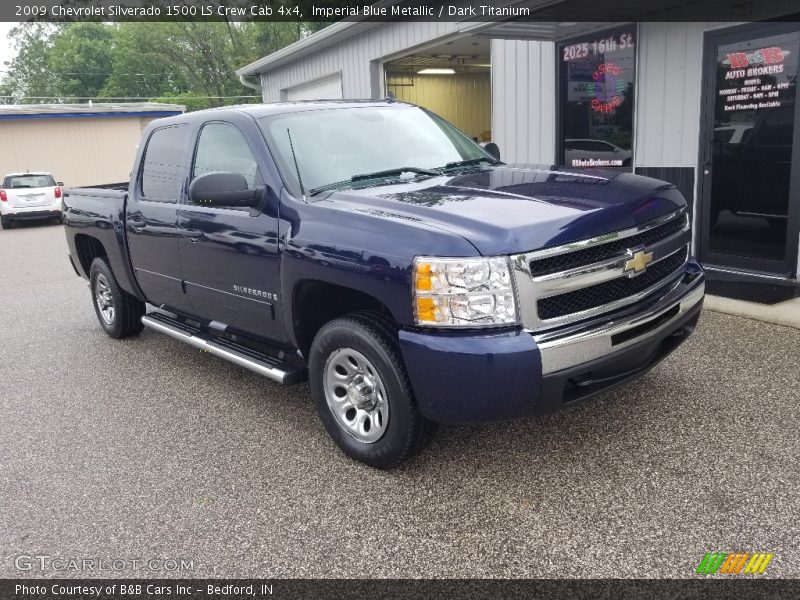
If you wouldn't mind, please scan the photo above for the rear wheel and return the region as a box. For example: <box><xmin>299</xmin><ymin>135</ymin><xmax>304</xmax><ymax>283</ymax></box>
<box><xmin>309</xmin><ymin>313</ymin><xmax>436</xmax><ymax>468</ymax></box>
<box><xmin>89</xmin><ymin>258</ymin><xmax>145</xmax><ymax>339</ymax></box>
<box><xmin>1</xmin><ymin>216</ymin><xmax>12</xmax><ymax>229</ymax></box>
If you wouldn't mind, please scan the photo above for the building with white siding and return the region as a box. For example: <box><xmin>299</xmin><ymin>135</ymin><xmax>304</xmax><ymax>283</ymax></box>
<box><xmin>238</xmin><ymin>10</ymin><xmax>800</xmax><ymax>302</ymax></box>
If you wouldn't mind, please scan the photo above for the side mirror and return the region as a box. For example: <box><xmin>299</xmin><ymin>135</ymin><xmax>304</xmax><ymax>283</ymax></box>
<box><xmin>56</xmin><ymin>181</ymin><xmax>65</xmax><ymax>186</ymax></box>
<box><xmin>189</xmin><ymin>172</ymin><xmax>261</xmax><ymax>208</ymax></box>
<box><xmin>481</xmin><ymin>142</ymin><xmax>501</xmax><ymax>161</ymax></box>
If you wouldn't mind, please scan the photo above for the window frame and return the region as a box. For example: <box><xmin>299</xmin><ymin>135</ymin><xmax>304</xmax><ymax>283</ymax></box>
<box><xmin>187</xmin><ymin>120</ymin><xmax>263</xmax><ymax>210</ymax></box>
<box><xmin>137</xmin><ymin>124</ymin><xmax>190</xmax><ymax>203</ymax></box>
<box><xmin>555</xmin><ymin>24</ymin><xmax>639</xmax><ymax>169</ymax></box>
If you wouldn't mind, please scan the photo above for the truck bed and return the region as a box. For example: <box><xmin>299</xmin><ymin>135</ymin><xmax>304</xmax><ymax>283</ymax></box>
<box><xmin>64</xmin><ymin>183</ymin><xmax>129</xmax><ymax>198</ymax></box>
<box><xmin>63</xmin><ymin>183</ymin><xmax>141</xmax><ymax>301</ymax></box>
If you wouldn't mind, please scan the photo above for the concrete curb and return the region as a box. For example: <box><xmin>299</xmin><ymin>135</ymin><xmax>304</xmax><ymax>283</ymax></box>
<box><xmin>704</xmin><ymin>295</ymin><xmax>800</xmax><ymax>330</ymax></box>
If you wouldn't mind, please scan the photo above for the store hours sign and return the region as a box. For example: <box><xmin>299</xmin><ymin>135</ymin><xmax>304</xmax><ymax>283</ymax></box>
<box><xmin>719</xmin><ymin>46</ymin><xmax>792</xmax><ymax>112</ymax></box>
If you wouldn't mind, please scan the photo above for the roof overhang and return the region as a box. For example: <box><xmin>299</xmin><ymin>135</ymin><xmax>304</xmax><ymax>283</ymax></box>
<box><xmin>237</xmin><ymin>0</ymin><xmax>788</xmax><ymax>77</ymax></box>
<box><xmin>237</xmin><ymin>21</ymin><xmax>382</xmax><ymax>77</ymax></box>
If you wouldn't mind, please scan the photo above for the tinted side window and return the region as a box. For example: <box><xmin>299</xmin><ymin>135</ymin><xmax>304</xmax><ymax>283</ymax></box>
<box><xmin>193</xmin><ymin>122</ymin><xmax>261</xmax><ymax>188</ymax></box>
<box><xmin>141</xmin><ymin>125</ymin><xmax>189</xmax><ymax>201</ymax></box>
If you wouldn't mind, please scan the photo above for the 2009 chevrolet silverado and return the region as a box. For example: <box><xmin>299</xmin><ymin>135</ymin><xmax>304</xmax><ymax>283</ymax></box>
<box><xmin>64</xmin><ymin>101</ymin><xmax>705</xmax><ymax>468</ymax></box>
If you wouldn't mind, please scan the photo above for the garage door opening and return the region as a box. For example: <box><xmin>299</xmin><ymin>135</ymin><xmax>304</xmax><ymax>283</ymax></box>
<box><xmin>384</xmin><ymin>37</ymin><xmax>491</xmax><ymax>143</ymax></box>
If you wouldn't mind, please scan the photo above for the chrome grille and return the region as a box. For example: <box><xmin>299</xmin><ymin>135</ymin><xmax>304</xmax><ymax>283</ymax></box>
<box><xmin>512</xmin><ymin>209</ymin><xmax>691</xmax><ymax>332</ymax></box>
<box><xmin>537</xmin><ymin>248</ymin><xmax>687</xmax><ymax>320</ymax></box>
<box><xmin>528</xmin><ymin>216</ymin><xmax>687</xmax><ymax>277</ymax></box>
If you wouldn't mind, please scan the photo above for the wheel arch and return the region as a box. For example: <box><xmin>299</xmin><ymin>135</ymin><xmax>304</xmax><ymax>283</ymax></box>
<box><xmin>291</xmin><ymin>279</ymin><xmax>398</xmax><ymax>358</ymax></box>
<box><xmin>74</xmin><ymin>234</ymin><xmax>108</xmax><ymax>277</ymax></box>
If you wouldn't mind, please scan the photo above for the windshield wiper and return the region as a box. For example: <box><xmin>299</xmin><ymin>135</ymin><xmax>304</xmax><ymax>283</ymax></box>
<box><xmin>309</xmin><ymin>167</ymin><xmax>440</xmax><ymax>196</ymax></box>
<box><xmin>351</xmin><ymin>166</ymin><xmax>440</xmax><ymax>181</ymax></box>
<box><xmin>442</xmin><ymin>157</ymin><xmax>502</xmax><ymax>170</ymax></box>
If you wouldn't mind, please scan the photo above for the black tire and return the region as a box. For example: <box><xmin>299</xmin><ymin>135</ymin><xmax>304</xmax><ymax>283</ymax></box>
<box><xmin>309</xmin><ymin>312</ymin><xmax>437</xmax><ymax>468</ymax></box>
<box><xmin>89</xmin><ymin>257</ymin><xmax>145</xmax><ymax>339</ymax></box>
<box><xmin>1</xmin><ymin>216</ymin><xmax>12</xmax><ymax>229</ymax></box>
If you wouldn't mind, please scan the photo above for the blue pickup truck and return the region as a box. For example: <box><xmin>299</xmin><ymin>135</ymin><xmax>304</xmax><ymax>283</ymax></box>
<box><xmin>63</xmin><ymin>100</ymin><xmax>705</xmax><ymax>468</ymax></box>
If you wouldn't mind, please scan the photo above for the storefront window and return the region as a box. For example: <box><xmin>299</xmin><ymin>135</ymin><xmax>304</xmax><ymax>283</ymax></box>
<box><xmin>559</xmin><ymin>28</ymin><xmax>637</xmax><ymax>167</ymax></box>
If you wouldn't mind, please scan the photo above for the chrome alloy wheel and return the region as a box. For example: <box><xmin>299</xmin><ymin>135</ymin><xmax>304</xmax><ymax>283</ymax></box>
<box><xmin>323</xmin><ymin>348</ymin><xmax>389</xmax><ymax>443</ymax></box>
<box><xmin>94</xmin><ymin>273</ymin><xmax>115</xmax><ymax>325</ymax></box>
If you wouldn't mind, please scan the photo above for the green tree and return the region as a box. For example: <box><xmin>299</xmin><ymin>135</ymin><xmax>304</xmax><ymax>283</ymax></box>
<box><xmin>3</xmin><ymin>21</ymin><xmax>325</xmax><ymax>108</ymax></box>
<box><xmin>3</xmin><ymin>23</ymin><xmax>60</xmax><ymax>103</ymax></box>
<box><xmin>101</xmin><ymin>23</ymin><xmax>189</xmax><ymax>101</ymax></box>
<box><xmin>48</xmin><ymin>23</ymin><xmax>115</xmax><ymax>102</ymax></box>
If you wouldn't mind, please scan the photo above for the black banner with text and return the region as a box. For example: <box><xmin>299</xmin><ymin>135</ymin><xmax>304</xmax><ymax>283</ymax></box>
<box><xmin>0</xmin><ymin>0</ymin><xmax>790</xmax><ymax>23</ymax></box>
<box><xmin>3</xmin><ymin>579</ymin><xmax>800</xmax><ymax>600</ymax></box>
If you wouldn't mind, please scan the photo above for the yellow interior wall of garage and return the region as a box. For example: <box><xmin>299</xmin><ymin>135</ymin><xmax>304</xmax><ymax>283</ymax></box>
<box><xmin>387</xmin><ymin>71</ymin><xmax>491</xmax><ymax>141</ymax></box>
<box><xmin>0</xmin><ymin>117</ymin><xmax>158</xmax><ymax>187</ymax></box>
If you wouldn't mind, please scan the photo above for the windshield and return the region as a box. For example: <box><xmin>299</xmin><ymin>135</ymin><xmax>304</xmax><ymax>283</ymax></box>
<box><xmin>3</xmin><ymin>174</ymin><xmax>56</xmax><ymax>189</ymax></box>
<box><xmin>258</xmin><ymin>106</ymin><xmax>493</xmax><ymax>197</ymax></box>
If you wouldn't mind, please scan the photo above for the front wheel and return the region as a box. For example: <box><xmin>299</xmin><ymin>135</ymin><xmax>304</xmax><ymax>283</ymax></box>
<box><xmin>1</xmin><ymin>216</ymin><xmax>12</xmax><ymax>229</ymax></box>
<box><xmin>89</xmin><ymin>258</ymin><xmax>145</xmax><ymax>339</ymax></box>
<box><xmin>309</xmin><ymin>313</ymin><xmax>436</xmax><ymax>468</ymax></box>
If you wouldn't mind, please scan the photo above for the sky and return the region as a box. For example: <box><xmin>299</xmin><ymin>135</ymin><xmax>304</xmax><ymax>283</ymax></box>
<box><xmin>0</xmin><ymin>22</ymin><xmax>18</xmax><ymax>70</ymax></box>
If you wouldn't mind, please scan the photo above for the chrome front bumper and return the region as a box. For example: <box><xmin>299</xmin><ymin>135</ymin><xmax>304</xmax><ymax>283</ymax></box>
<box><xmin>535</xmin><ymin>266</ymin><xmax>705</xmax><ymax>376</ymax></box>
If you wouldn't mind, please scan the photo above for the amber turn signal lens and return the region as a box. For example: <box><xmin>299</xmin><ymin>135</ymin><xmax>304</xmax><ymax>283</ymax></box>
<box><xmin>415</xmin><ymin>297</ymin><xmax>437</xmax><ymax>321</ymax></box>
<box><xmin>415</xmin><ymin>262</ymin><xmax>432</xmax><ymax>291</ymax></box>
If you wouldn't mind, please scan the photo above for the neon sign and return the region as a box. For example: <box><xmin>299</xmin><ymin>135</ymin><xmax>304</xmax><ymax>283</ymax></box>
<box><xmin>591</xmin><ymin>63</ymin><xmax>622</xmax><ymax>113</ymax></box>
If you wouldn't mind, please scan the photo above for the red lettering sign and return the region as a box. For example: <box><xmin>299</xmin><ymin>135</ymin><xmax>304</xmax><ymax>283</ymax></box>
<box><xmin>727</xmin><ymin>52</ymin><xmax>749</xmax><ymax>68</ymax></box>
<box><xmin>761</xmin><ymin>47</ymin><xmax>785</xmax><ymax>64</ymax></box>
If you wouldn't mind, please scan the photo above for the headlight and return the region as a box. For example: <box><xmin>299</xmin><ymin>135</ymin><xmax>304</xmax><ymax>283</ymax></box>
<box><xmin>413</xmin><ymin>256</ymin><xmax>517</xmax><ymax>327</ymax></box>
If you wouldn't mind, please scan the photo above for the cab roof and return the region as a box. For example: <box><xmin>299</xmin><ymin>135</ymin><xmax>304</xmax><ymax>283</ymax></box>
<box><xmin>151</xmin><ymin>100</ymin><xmax>414</xmax><ymax>127</ymax></box>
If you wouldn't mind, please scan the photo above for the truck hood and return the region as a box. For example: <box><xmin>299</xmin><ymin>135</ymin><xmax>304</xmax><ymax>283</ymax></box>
<box><xmin>316</xmin><ymin>165</ymin><xmax>687</xmax><ymax>256</ymax></box>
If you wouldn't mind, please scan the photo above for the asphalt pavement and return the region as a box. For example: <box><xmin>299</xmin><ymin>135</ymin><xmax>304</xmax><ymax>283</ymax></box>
<box><xmin>1</xmin><ymin>221</ymin><xmax>798</xmax><ymax>578</ymax></box>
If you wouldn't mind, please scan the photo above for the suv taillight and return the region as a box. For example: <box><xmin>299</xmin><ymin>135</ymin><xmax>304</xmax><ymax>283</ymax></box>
<box><xmin>0</xmin><ymin>189</ymin><xmax>6</xmax><ymax>202</ymax></box>
<box><xmin>55</xmin><ymin>186</ymin><xmax>62</xmax><ymax>199</ymax></box>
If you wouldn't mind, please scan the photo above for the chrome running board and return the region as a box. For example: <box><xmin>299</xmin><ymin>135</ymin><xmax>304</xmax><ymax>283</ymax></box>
<box><xmin>141</xmin><ymin>313</ymin><xmax>305</xmax><ymax>385</ymax></box>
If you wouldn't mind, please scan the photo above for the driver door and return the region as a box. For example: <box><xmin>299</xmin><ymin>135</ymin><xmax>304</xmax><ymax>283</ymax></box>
<box><xmin>177</xmin><ymin>119</ymin><xmax>286</xmax><ymax>342</ymax></box>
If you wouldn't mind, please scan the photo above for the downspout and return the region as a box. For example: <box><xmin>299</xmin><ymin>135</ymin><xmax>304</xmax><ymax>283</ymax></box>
<box><xmin>239</xmin><ymin>73</ymin><xmax>262</xmax><ymax>93</ymax></box>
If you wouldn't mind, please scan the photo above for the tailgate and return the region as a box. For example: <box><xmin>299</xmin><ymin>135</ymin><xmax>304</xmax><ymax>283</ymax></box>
<box><xmin>6</xmin><ymin>187</ymin><xmax>53</xmax><ymax>208</ymax></box>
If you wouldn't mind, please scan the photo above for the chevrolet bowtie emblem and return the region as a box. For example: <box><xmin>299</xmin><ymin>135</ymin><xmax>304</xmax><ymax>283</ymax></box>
<box><xmin>624</xmin><ymin>248</ymin><xmax>653</xmax><ymax>276</ymax></box>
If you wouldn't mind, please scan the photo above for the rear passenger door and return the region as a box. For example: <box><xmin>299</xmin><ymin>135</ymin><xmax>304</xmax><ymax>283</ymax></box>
<box><xmin>177</xmin><ymin>118</ymin><xmax>286</xmax><ymax>342</ymax></box>
<box><xmin>125</xmin><ymin>124</ymin><xmax>193</xmax><ymax>313</ymax></box>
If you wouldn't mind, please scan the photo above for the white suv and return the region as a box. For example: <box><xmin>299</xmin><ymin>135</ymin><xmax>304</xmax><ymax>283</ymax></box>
<box><xmin>1</xmin><ymin>172</ymin><xmax>64</xmax><ymax>229</ymax></box>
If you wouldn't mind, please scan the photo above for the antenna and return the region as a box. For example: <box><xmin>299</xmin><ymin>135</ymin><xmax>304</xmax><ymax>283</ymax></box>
<box><xmin>286</xmin><ymin>129</ymin><xmax>306</xmax><ymax>200</ymax></box>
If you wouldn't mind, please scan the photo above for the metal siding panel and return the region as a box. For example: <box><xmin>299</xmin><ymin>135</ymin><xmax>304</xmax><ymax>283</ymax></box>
<box><xmin>505</xmin><ymin>42</ymin><xmax>517</xmax><ymax>161</ymax></box>
<box><xmin>636</xmin><ymin>22</ymin><xmax>731</xmax><ymax>168</ymax></box>
<box><xmin>515</xmin><ymin>41</ymin><xmax>527</xmax><ymax>162</ymax></box>
<box><xmin>531</xmin><ymin>42</ymin><xmax>539</xmax><ymax>162</ymax></box>
<box><xmin>491</xmin><ymin>39</ymin><xmax>505</xmax><ymax>159</ymax></box>
<box><xmin>490</xmin><ymin>39</ymin><xmax>556</xmax><ymax>165</ymax></box>
<box><xmin>539</xmin><ymin>41</ymin><xmax>556</xmax><ymax>164</ymax></box>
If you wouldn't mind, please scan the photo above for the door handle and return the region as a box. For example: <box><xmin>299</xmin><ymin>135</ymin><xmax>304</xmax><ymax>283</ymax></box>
<box><xmin>185</xmin><ymin>230</ymin><xmax>203</xmax><ymax>243</ymax></box>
